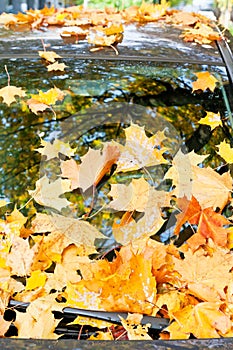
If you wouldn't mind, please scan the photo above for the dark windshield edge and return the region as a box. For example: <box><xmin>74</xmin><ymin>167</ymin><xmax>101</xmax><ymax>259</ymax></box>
<box><xmin>0</xmin><ymin>53</ymin><xmax>225</xmax><ymax>66</ymax></box>
<box><xmin>215</xmin><ymin>36</ymin><xmax>233</xmax><ymax>110</ymax></box>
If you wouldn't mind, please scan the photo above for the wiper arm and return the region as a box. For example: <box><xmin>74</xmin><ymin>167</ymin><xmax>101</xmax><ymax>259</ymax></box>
<box><xmin>8</xmin><ymin>299</ymin><xmax>169</xmax><ymax>331</ymax></box>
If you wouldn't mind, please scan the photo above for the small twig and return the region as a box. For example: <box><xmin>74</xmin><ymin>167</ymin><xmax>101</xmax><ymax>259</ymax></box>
<box><xmin>41</xmin><ymin>38</ymin><xmax>46</xmax><ymax>52</ymax></box>
<box><xmin>109</xmin><ymin>45</ymin><xmax>119</xmax><ymax>56</ymax></box>
<box><xmin>77</xmin><ymin>325</ymin><xmax>83</xmax><ymax>340</ymax></box>
<box><xmin>4</xmin><ymin>65</ymin><xmax>10</xmax><ymax>86</ymax></box>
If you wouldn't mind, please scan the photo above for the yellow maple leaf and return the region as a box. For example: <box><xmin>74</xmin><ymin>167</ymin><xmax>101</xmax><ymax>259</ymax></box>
<box><xmin>108</xmin><ymin>177</ymin><xmax>150</xmax><ymax>212</ymax></box>
<box><xmin>192</xmin><ymin>71</ymin><xmax>219</xmax><ymax>92</ymax></box>
<box><xmin>38</xmin><ymin>50</ymin><xmax>61</xmax><ymax>63</ymax></box>
<box><xmin>119</xmin><ymin>313</ymin><xmax>152</xmax><ymax>340</ymax></box>
<box><xmin>108</xmin><ymin>177</ymin><xmax>170</xmax><ymax>213</ymax></box>
<box><xmin>198</xmin><ymin>111</ymin><xmax>222</xmax><ymax>130</ymax></box>
<box><xmin>25</xmin><ymin>270</ymin><xmax>47</xmax><ymax>291</ymax></box>
<box><xmin>30</xmin><ymin>87</ymin><xmax>65</xmax><ymax>105</ymax></box>
<box><xmin>191</xmin><ymin>166</ymin><xmax>232</xmax><ymax>210</ymax></box>
<box><xmin>0</xmin><ymin>85</ymin><xmax>26</xmax><ymax>106</ymax></box>
<box><xmin>27</xmin><ymin>87</ymin><xmax>65</xmax><ymax>114</ymax></box>
<box><xmin>216</xmin><ymin>139</ymin><xmax>233</xmax><ymax>164</ymax></box>
<box><xmin>172</xmin><ymin>245</ymin><xmax>233</xmax><ymax>302</ymax></box>
<box><xmin>6</xmin><ymin>236</ymin><xmax>40</xmax><ymax>276</ymax></box>
<box><xmin>66</xmin><ymin>281</ymin><xmax>101</xmax><ymax>310</ymax></box>
<box><xmin>164</xmin><ymin>302</ymin><xmax>231</xmax><ymax>339</ymax></box>
<box><xmin>13</xmin><ymin>298</ymin><xmax>61</xmax><ymax>339</ymax></box>
<box><xmin>47</xmin><ymin>62</ymin><xmax>68</xmax><ymax>72</ymax></box>
<box><xmin>112</xmin><ymin>187</ymin><xmax>170</xmax><ymax>244</ymax></box>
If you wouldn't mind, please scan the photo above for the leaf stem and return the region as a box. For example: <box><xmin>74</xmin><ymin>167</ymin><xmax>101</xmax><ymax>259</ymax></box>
<box><xmin>4</xmin><ymin>65</ymin><xmax>10</xmax><ymax>86</ymax></box>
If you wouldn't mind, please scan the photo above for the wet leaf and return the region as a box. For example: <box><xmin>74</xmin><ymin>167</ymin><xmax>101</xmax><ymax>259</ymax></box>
<box><xmin>198</xmin><ymin>112</ymin><xmax>222</xmax><ymax>130</ymax></box>
<box><xmin>61</xmin><ymin>142</ymin><xmax>120</xmax><ymax>192</ymax></box>
<box><xmin>216</xmin><ymin>140</ymin><xmax>233</xmax><ymax>164</ymax></box>
<box><xmin>192</xmin><ymin>71</ymin><xmax>219</xmax><ymax>92</ymax></box>
<box><xmin>38</xmin><ymin>50</ymin><xmax>61</xmax><ymax>63</ymax></box>
<box><xmin>28</xmin><ymin>175</ymin><xmax>71</xmax><ymax>211</ymax></box>
<box><xmin>0</xmin><ymin>85</ymin><xmax>26</xmax><ymax>106</ymax></box>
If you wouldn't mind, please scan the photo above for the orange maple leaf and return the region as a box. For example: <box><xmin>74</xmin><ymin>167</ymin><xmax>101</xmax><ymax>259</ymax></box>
<box><xmin>174</xmin><ymin>196</ymin><xmax>230</xmax><ymax>249</ymax></box>
<box><xmin>192</xmin><ymin>71</ymin><xmax>218</xmax><ymax>92</ymax></box>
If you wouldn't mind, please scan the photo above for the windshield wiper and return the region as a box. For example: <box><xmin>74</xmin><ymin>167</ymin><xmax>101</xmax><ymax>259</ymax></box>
<box><xmin>8</xmin><ymin>299</ymin><xmax>169</xmax><ymax>331</ymax></box>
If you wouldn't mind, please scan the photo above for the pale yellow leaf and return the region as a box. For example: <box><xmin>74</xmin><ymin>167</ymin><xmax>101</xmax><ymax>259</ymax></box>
<box><xmin>191</xmin><ymin>166</ymin><xmax>232</xmax><ymax>209</ymax></box>
<box><xmin>38</xmin><ymin>50</ymin><xmax>61</xmax><ymax>63</ymax></box>
<box><xmin>47</xmin><ymin>62</ymin><xmax>68</xmax><ymax>72</ymax></box>
<box><xmin>31</xmin><ymin>212</ymin><xmax>106</xmax><ymax>249</ymax></box>
<box><xmin>164</xmin><ymin>149</ymin><xmax>209</xmax><ymax>199</ymax></box>
<box><xmin>36</xmin><ymin>138</ymin><xmax>76</xmax><ymax>160</ymax></box>
<box><xmin>27</xmin><ymin>98</ymin><xmax>50</xmax><ymax>115</ymax></box>
<box><xmin>6</xmin><ymin>236</ymin><xmax>40</xmax><ymax>276</ymax></box>
<box><xmin>28</xmin><ymin>175</ymin><xmax>71</xmax><ymax>211</ymax></box>
<box><xmin>0</xmin><ymin>85</ymin><xmax>26</xmax><ymax>106</ymax></box>
<box><xmin>112</xmin><ymin>189</ymin><xmax>170</xmax><ymax>244</ymax></box>
<box><xmin>61</xmin><ymin>142</ymin><xmax>120</xmax><ymax>192</ymax></box>
<box><xmin>114</xmin><ymin>122</ymin><xmax>168</xmax><ymax>172</ymax></box>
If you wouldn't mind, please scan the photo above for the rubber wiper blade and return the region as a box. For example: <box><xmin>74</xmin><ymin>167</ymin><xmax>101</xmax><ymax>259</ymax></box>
<box><xmin>8</xmin><ymin>300</ymin><xmax>169</xmax><ymax>331</ymax></box>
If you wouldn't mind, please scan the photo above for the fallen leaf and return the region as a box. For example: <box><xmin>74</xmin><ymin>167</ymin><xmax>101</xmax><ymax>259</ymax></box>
<box><xmin>174</xmin><ymin>196</ymin><xmax>230</xmax><ymax>248</ymax></box>
<box><xmin>108</xmin><ymin>177</ymin><xmax>151</xmax><ymax>212</ymax></box>
<box><xmin>172</xmin><ymin>245</ymin><xmax>233</xmax><ymax>301</ymax></box>
<box><xmin>31</xmin><ymin>212</ymin><xmax>106</xmax><ymax>250</ymax></box>
<box><xmin>164</xmin><ymin>302</ymin><xmax>231</xmax><ymax>339</ymax></box>
<box><xmin>28</xmin><ymin>175</ymin><xmax>71</xmax><ymax>211</ymax></box>
<box><xmin>112</xmin><ymin>188</ymin><xmax>170</xmax><ymax>244</ymax></box>
<box><xmin>61</xmin><ymin>142</ymin><xmax>120</xmax><ymax>192</ymax></box>
<box><xmin>119</xmin><ymin>313</ymin><xmax>152</xmax><ymax>340</ymax></box>
<box><xmin>216</xmin><ymin>140</ymin><xmax>233</xmax><ymax>164</ymax></box>
<box><xmin>164</xmin><ymin>149</ymin><xmax>208</xmax><ymax>199</ymax></box>
<box><xmin>192</xmin><ymin>71</ymin><xmax>219</xmax><ymax>92</ymax></box>
<box><xmin>27</xmin><ymin>87</ymin><xmax>65</xmax><ymax>114</ymax></box>
<box><xmin>6</xmin><ymin>236</ymin><xmax>40</xmax><ymax>276</ymax></box>
<box><xmin>25</xmin><ymin>270</ymin><xmax>47</xmax><ymax>291</ymax></box>
<box><xmin>27</xmin><ymin>98</ymin><xmax>51</xmax><ymax>114</ymax></box>
<box><xmin>198</xmin><ymin>111</ymin><xmax>222</xmax><ymax>130</ymax></box>
<box><xmin>47</xmin><ymin>62</ymin><xmax>68</xmax><ymax>72</ymax></box>
<box><xmin>30</xmin><ymin>87</ymin><xmax>65</xmax><ymax>105</ymax></box>
<box><xmin>191</xmin><ymin>166</ymin><xmax>232</xmax><ymax>210</ymax></box>
<box><xmin>114</xmin><ymin>122</ymin><xmax>168</xmax><ymax>172</ymax></box>
<box><xmin>38</xmin><ymin>50</ymin><xmax>61</xmax><ymax>63</ymax></box>
<box><xmin>36</xmin><ymin>138</ymin><xmax>76</xmax><ymax>160</ymax></box>
<box><xmin>13</xmin><ymin>297</ymin><xmax>61</xmax><ymax>339</ymax></box>
<box><xmin>0</xmin><ymin>85</ymin><xmax>26</xmax><ymax>106</ymax></box>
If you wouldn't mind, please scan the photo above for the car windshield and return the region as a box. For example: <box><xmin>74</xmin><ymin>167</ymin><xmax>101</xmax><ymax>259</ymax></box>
<box><xmin>1</xmin><ymin>5</ymin><xmax>233</xmax><ymax>341</ymax></box>
<box><xmin>0</xmin><ymin>21</ymin><xmax>232</xmax><ymax>204</ymax></box>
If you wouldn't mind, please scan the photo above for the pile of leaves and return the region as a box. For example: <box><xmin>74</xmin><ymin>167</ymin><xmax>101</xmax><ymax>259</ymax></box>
<box><xmin>0</xmin><ymin>0</ymin><xmax>221</xmax><ymax>50</ymax></box>
<box><xmin>0</xmin><ymin>1</ymin><xmax>233</xmax><ymax>342</ymax></box>
<box><xmin>0</xmin><ymin>68</ymin><xmax>233</xmax><ymax>340</ymax></box>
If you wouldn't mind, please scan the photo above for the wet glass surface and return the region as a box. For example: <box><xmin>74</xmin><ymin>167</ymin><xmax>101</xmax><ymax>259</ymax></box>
<box><xmin>0</xmin><ymin>21</ymin><xmax>231</xmax><ymax>219</ymax></box>
<box><xmin>0</xmin><ymin>57</ymin><xmax>230</xmax><ymax>205</ymax></box>
<box><xmin>0</xmin><ymin>23</ymin><xmax>222</xmax><ymax>64</ymax></box>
